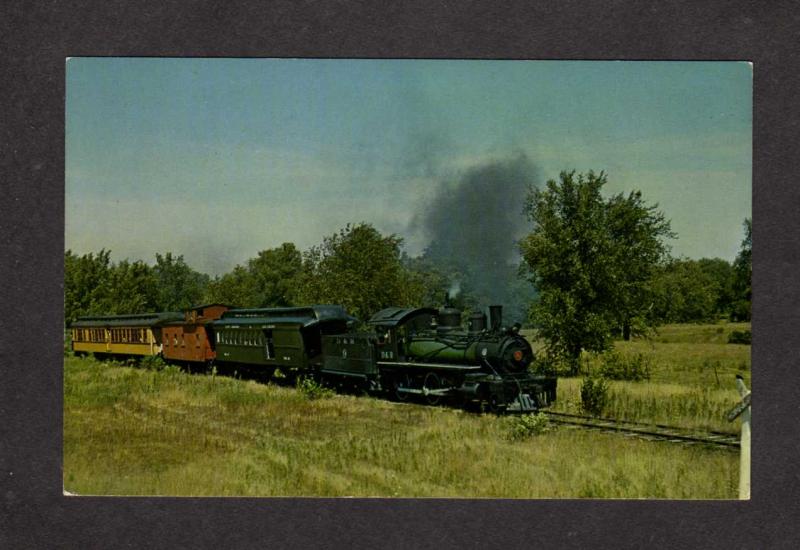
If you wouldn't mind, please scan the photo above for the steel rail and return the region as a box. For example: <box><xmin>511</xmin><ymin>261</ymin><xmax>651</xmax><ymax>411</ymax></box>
<box><xmin>540</xmin><ymin>411</ymin><xmax>740</xmax><ymax>449</ymax></box>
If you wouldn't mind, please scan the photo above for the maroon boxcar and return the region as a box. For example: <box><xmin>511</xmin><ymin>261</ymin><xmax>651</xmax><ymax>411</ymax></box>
<box><xmin>161</xmin><ymin>304</ymin><xmax>230</xmax><ymax>364</ymax></box>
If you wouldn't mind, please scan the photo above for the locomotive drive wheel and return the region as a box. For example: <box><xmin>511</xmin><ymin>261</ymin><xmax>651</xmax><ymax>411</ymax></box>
<box><xmin>392</xmin><ymin>373</ymin><xmax>411</xmax><ymax>402</ymax></box>
<box><xmin>423</xmin><ymin>372</ymin><xmax>441</xmax><ymax>406</ymax></box>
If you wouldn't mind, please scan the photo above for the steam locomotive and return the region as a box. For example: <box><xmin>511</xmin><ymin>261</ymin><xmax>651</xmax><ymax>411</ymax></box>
<box><xmin>70</xmin><ymin>299</ymin><xmax>556</xmax><ymax>413</ymax></box>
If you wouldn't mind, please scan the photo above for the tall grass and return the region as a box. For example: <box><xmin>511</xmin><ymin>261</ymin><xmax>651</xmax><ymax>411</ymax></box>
<box><xmin>523</xmin><ymin>322</ymin><xmax>751</xmax><ymax>386</ymax></box>
<box><xmin>539</xmin><ymin>321</ymin><xmax>752</xmax><ymax>432</ymax></box>
<box><xmin>64</xmin><ymin>355</ymin><xmax>740</xmax><ymax>498</ymax></box>
<box><xmin>553</xmin><ymin>378</ymin><xmax>744</xmax><ymax>433</ymax></box>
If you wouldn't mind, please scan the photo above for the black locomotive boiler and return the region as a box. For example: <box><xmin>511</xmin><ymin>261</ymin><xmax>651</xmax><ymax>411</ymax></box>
<box><xmin>318</xmin><ymin>299</ymin><xmax>557</xmax><ymax>413</ymax></box>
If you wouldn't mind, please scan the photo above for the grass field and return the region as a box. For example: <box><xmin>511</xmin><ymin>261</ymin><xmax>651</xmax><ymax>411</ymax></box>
<box><xmin>547</xmin><ymin>322</ymin><xmax>751</xmax><ymax>433</ymax></box>
<box><xmin>63</xmin><ymin>321</ymin><xmax>749</xmax><ymax>498</ymax></box>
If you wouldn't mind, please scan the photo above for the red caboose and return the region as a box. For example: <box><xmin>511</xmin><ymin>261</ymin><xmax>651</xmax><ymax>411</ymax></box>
<box><xmin>161</xmin><ymin>304</ymin><xmax>230</xmax><ymax>365</ymax></box>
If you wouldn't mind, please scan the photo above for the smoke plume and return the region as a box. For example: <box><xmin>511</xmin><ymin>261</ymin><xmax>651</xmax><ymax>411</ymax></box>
<box><xmin>414</xmin><ymin>153</ymin><xmax>541</xmax><ymax>318</ymax></box>
<box><xmin>448</xmin><ymin>280</ymin><xmax>461</xmax><ymax>299</ymax></box>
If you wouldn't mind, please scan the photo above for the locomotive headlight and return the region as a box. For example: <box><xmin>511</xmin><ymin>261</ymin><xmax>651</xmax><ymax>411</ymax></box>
<box><xmin>497</xmin><ymin>337</ymin><xmax>532</xmax><ymax>373</ymax></box>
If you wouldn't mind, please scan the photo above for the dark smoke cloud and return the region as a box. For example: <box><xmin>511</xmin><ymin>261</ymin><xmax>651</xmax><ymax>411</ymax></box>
<box><xmin>413</xmin><ymin>153</ymin><xmax>541</xmax><ymax>319</ymax></box>
<box><xmin>399</xmin><ymin>129</ymin><xmax>456</xmax><ymax>179</ymax></box>
<box><xmin>420</xmin><ymin>153</ymin><xmax>538</xmax><ymax>264</ymax></box>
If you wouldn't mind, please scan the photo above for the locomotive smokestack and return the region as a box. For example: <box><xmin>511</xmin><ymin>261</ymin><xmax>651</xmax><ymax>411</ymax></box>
<box><xmin>489</xmin><ymin>305</ymin><xmax>503</xmax><ymax>331</ymax></box>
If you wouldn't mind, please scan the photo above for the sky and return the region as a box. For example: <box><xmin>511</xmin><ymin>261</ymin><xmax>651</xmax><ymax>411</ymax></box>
<box><xmin>66</xmin><ymin>59</ymin><xmax>752</xmax><ymax>275</ymax></box>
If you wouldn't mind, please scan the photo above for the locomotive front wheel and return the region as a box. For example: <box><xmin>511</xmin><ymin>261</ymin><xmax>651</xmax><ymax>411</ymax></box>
<box><xmin>423</xmin><ymin>372</ymin><xmax>441</xmax><ymax>406</ymax></box>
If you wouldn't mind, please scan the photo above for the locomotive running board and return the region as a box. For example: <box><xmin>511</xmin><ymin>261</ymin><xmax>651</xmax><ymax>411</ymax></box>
<box><xmin>377</xmin><ymin>361</ymin><xmax>482</xmax><ymax>371</ymax></box>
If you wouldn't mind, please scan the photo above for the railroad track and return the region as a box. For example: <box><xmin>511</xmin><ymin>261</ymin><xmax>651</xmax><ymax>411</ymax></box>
<box><xmin>540</xmin><ymin>411</ymin><xmax>740</xmax><ymax>450</ymax></box>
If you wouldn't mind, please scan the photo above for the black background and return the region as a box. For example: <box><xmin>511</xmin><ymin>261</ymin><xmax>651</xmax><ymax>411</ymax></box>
<box><xmin>2</xmin><ymin>1</ymin><xmax>798</xmax><ymax>548</ymax></box>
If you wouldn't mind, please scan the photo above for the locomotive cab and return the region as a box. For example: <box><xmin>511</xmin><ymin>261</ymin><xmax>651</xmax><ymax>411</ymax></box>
<box><xmin>367</xmin><ymin>306</ymin><xmax>437</xmax><ymax>363</ymax></box>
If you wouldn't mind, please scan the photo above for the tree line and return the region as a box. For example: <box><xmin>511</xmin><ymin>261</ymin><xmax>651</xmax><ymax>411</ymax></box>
<box><xmin>64</xmin><ymin>224</ymin><xmax>448</xmax><ymax>326</ymax></box>
<box><xmin>65</xmin><ymin>170</ymin><xmax>751</xmax><ymax>373</ymax></box>
<box><xmin>64</xmin><ymin>223</ymin><xmax>530</xmax><ymax>327</ymax></box>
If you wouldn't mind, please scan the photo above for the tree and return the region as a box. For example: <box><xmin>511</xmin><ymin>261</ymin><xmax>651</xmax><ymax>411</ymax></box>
<box><xmin>65</xmin><ymin>250</ymin><xmax>160</xmax><ymax>321</ymax></box>
<box><xmin>400</xmin><ymin>253</ymin><xmax>451</xmax><ymax>308</ymax></box>
<box><xmin>696</xmin><ymin>258</ymin><xmax>736</xmax><ymax>317</ymax></box>
<box><xmin>64</xmin><ymin>249</ymin><xmax>112</xmax><ymax>324</ymax></box>
<box><xmin>605</xmin><ymin>189</ymin><xmax>674</xmax><ymax>339</ymax></box>
<box><xmin>649</xmin><ymin>259</ymin><xmax>719</xmax><ymax>323</ymax></box>
<box><xmin>731</xmin><ymin>218</ymin><xmax>752</xmax><ymax>321</ymax></box>
<box><xmin>648</xmin><ymin>257</ymin><xmax>739</xmax><ymax>322</ymax></box>
<box><xmin>246</xmin><ymin>243</ymin><xmax>303</xmax><ymax>307</ymax></box>
<box><xmin>204</xmin><ymin>265</ymin><xmax>257</xmax><ymax>308</ymax></box>
<box><xmin>297</xmin><ymin>223</ymin><xmax>424</xmax><ymax>320</ymax></box>
<box><xmin>203</xmin><ymin>243</ymin><xmax>304</xmax><ymax>308</ymax></box>
<box><xmin>519</xmin><ymin>171</ymin><xmax>673</xmax><ymax>373</ymax></box>
<box><xmin>152</xmin><ymin>252</ymin><xmax>210</xmax><ymax>311</ymax></box>
<box><xmin>91</xmin><ymin>258</ymin><xmax>159</xmax><ymax>315</ymax></box>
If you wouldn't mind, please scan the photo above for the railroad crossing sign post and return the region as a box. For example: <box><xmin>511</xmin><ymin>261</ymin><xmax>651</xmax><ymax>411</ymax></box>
<box><xmin>726</xmin><ymin>375</ymin><xmax>751</xmax><ymax>500</ymax></box>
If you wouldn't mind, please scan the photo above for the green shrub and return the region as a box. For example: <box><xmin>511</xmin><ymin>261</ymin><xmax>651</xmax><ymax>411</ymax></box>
<box><xmin>597</xmin><ymin>351</ymin><xmax>651</xmax><ymax>381</ymax></box>
<box><xmin>727</xmin><ymin>330</ymin><xmax>751</xmax><ymax>345</ymax></box>
<box><xmin>580</xmin><ymin>375</ymin><xmax>609</xmax><ymax>416</ymax></box>
<box><xmin>506</xmin><ymin>412</ymin><xmax>551</xmax><ymax>441</ymax></box>
<box><xmin>64</xmin><ymin>331</ymin><xmax>74</xmax><ymax>357</ymax></box>
<box><xmin>296</xmin><ymin>376</ymin><xmax>334</xmax><ymax>400</ymax></box>
<box><xmin>272</xmin><ymin>368</ymin><xmax>287</xmax><ymax>380</ymax></box>
<box><xmin>141</xmin><ymin>355</ymin><xmax>168</xmax><ymax>371</ymax></box>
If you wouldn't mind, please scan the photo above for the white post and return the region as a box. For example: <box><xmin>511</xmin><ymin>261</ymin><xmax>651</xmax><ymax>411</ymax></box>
<box><xmin>735</xmin><ymin>376</ymin><xmax>751</xmax><ymax>500</ymax></box>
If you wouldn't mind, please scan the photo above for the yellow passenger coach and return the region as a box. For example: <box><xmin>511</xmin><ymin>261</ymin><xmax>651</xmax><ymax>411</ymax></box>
<box><xmin>70</xmin><ymin>312</ymin><xmax>183</xmax><ymax>357</ymax></box>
